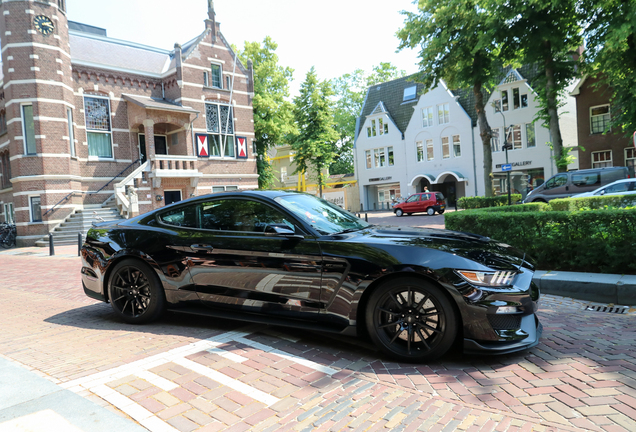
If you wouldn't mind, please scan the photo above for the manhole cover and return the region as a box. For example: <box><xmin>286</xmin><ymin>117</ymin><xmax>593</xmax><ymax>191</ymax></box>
<box><xmin>585</xmin><ymin>305</ymin><xmax>628</xmax><ymax>314</ymax></box>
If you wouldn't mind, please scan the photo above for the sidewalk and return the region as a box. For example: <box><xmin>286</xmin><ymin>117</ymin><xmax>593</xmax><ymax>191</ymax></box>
<box><xmin>0</xmin><ymin>356</ymin><xmax>145</xmax><ymax>432</ymax></box>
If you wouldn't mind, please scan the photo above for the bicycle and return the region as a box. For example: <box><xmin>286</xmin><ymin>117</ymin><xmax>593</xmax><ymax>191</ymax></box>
<box><xmin>0</xmin><ymin>223</ymin><xmax>16</xmax><ymax>249</ymax></box>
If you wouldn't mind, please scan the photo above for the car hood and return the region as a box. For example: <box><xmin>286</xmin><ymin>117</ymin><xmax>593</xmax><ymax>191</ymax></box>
<box><xmin>339</xmin><ymin>226</ymin><xmax>534</xmax><ymax>271</ymax></box>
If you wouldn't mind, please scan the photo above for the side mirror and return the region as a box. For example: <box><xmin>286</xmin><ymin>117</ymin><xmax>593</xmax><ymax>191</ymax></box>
<box><xmin>600</xmin><ymin>190</ymin><xmax>606</xmax><ymax>195</ymax></box>
<box><xmin>264</xmin><ymin>224</ymin><xmax>304</xmax><ymax>239</ymax></box>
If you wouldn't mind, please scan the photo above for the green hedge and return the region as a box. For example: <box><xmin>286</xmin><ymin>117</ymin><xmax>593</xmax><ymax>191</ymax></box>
<box><xmin>445</xmin><ymin>208</ymin><xmax>636</xmax><ymax>274</ymax></box>
<box><xmin>549</xmin><ymin>195</ymin><xmax>636</xmax><ymax>211</ymax></box>
<box><xmin>457</xmin><ymin>194</ymin><xmax>522</xmax><ymax>209</ymax></box>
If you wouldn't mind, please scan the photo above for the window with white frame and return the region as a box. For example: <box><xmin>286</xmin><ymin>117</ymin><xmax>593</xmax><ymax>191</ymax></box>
<box><xmin>280</xmin><ymin>166</ymin><xmax>287</xmax><ymax>182</ymax></box>
<box><xmin>367</xmin><ymin>126</ymin><xmax>372</xmax><ymax>137</ymax></box>
<box><xmin>387</xmin><ymin>146</ymin><xmax>394</xmax><ymax>166</ymax></box>
<box><xmin>501</xmin><ymin>90</ymin><xmax>509</xmax><ymax>111</ymax></box>
<box><xmin>30</xmin><ymin>196</ymin><xmax>42</xmax><ymax>222</ymax></box>
<box><xmin>592</xmin><ymin>150</ymin><xmax>612</xmax><ymax>168</ymax></box>
<box><xmin>374</xmin><ymin>148</ymin><xmax>385</xmax><ymax>167</ymax></box>
<box><xmin>512</xmin><ymin>88</ymin><xmax>520</xmax><ymax>109</ymax></box>
<box><xmin>22</xmin><ymin>105</ymin><xmax>36</xmax><ymax>155</ymax></box>
<box><xmin>590</xmin><ymin>105</ymin><xmax>610</xmax><ymax>134</ymax></box>
<box><xmin>365</xmin><ymin>150</ymin><xmax>372</xmax><ymax>169</ymax></box>
<box><xmin>210</xmin><ymin>63</ymin><xmax>222</xmax><ymax>88</ymax></box>
<box><xmin>205</xmin><ymin>103</ymin><xmax>235</xmax><ymax>157</ymax></box>
<box><xmin>403</xmin><ymin>86</ymin><xmax>417</xmax><ymax>101</ymax></box>
<box><xmin>226</xmin><ymin>76</ymin><xmax>231</xmax><ymax>90</ymax></box>
<box><xmin>437</xmin><ymin>103</ymin><xmax>450</xmax><ymax>125</ymax></box>
<box><xmin>452</xmin><ymin>135</ymin><xmax>461</xmax><ymax>157</ymax></box>
<box><xmin>1</xmin><ymin>151</ymin><xmax>11</xmax><ymax>189</ymax></box>
<box><xmin>521</xmin><ymin>93</ymin><xmax>528</xmax><ymax>108</ymax></box>
<box><xmin>371</xmin><ymin>120</ymin><xmax>377</xmax><ymax>136</ymax></box>
<box><xmin>442</xmin><ymin>137</ymin><xmax>450</xmax><ymax>159</ymax></box>
<box><xmin>378</xmin><ymin>118</ymin><xmax>384</xmax><ymax>135</ymax></box>
<box><xmin>507</xmin><ymin>125</ymin><xmax>522</xmax><ymax>149</ymax></box>
<box><xmin>369</xmin><ymin>147</ymin><xmax>393</xmax><ymax>168</ymax></box>
<box><xmin>491</xmin><ymin>128</ymin><xmax>500</xmax><ymax>152</ymax></box>
<box><xmin>67</xmin><ymin>108</ymin><xmax>75</xmax><ymax>158</ymax></box>
<box><xmin>422</xmin><ymin>107</ymin><xmax>434</xmax><ymax>128</ymax></box>
<box><xmin>378</xmin><ymin>191</ymin><xmax>385</xmax><ymax>202</ymax></box>
<box><xmin>626</xmin><ymin>148</ymin><xmax>635</xmax><ymax>176</ymax></box>
<box><xmin>416</xmin><ymin>141</ymin><xmax>424</xmax><ymax>162</ymax></box>
<box><xmin>84</xmin><ymin>96</ymin><xmax>113</xmax><ymax>158</ymax></box>
<box><xmin>526</xmin><ymin>123</ymin><xmax>536</xmax><ymax>147</ymax></box>
<box><xmin>203</xmin><ymin>71</ymin><xmax>209</xmax><ymax>87</ymax></box>
<box><xmin>212</xmin><ymin>185</ymin><xmax>239</xmax><ymax>193</ymax></box>
<box><xmin>426</xmin><ymin>139</ymin><xmax>434</xmax><ymax>161</ymax></box>
<box><xmin>3</xmin><ymin>203</ymin><xmax>14</xmax><ymax>224</ymax></box>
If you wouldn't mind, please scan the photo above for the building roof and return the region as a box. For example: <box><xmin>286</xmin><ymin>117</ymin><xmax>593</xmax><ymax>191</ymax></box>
<box><xmin>123</xmin><ymin>94</ymin><xmax>199</xmax><ymax>114</ymax></box>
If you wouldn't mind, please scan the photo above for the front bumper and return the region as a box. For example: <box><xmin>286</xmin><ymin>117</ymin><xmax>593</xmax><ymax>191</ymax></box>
<box><xmin>463</xmin><ymin>314</ymin><xmax>542</xmax><ymax>355</ymax></box>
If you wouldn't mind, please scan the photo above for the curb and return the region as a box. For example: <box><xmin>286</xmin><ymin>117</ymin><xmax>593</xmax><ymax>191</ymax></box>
<box><xmin>533</xmin><ymin>270</ymin><xmax>636</xmax><ymax>306</ymax></box>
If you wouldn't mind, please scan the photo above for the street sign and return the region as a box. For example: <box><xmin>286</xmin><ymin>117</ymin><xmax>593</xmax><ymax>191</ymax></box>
<box><xmin>501</xmin><ymin>164</ymin><xmax>512</xmax><ymax>172</ymax></box>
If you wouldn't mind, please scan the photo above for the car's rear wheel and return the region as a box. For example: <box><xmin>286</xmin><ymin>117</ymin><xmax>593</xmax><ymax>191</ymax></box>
<box><xmin>396</xmin><ymin>209</ymin><xmax>404</xmax><ymax>217</ymax></box>
<box><xmin>438</xmin><ymin>209</ymin><xmax>445</xmax><ymax>214</ymax></box>
<box><xmin>365</xmin><ymin>277</ymin><xmax>457</xmax><ymax>362</ymax></box>
<box><xmin>427</xmin><ymin>207</ymin><xmax>435</xmax><ymax>216</ymax></box>
<box><xmin>108</xmin><ymin>259</ymin><xmax>165</xmax><ymax>324</ymax></box>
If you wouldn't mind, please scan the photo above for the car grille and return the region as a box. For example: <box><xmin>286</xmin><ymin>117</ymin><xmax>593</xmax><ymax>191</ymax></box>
<box><xmin>487</xmin><ymin>314</ymin><xmax>522</xmax><ymax>330</ymax></box>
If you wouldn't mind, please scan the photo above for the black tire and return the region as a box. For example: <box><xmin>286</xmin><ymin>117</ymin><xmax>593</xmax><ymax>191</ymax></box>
<box><xmin>0</xmin><ymin>232</ymin><xmax>14</xmax><ymax>249</ymax></box>
<box><xmin>426</xmin><ymin>207</ymin><xmax>435</xmax><ymax>216</ymax></box>
<box><xmin>365</xmin><ymin>277</ymin><xmax>457</xmax><ymax>362</ymax></box>
<box><xmin>438</xmin><ymin>209</ymin><xmax>445</xmax><ymax>214</ymax></box>
<box><xmin>108</xmin><ymin>258</ymin><xmax>165</xmax><ymax>324</ymax></box>
<box><xmin>395</xmin><ymin>209</ymin><xmax>404</xmax><ymax>217</ymax></box>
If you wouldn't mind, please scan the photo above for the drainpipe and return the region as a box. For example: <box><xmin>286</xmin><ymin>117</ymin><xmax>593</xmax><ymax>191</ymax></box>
<box><xmin>162</xmin><ymin>82</ymin><xmax>165</xmax><ymax>99</ymax></box>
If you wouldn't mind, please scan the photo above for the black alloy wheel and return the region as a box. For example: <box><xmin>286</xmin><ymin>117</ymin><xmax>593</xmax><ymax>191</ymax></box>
<box><xmin>108</xmin><ymin>259</ymin><xmax>165</xmax><ymax>324</ymax></box>
<box><xmin>396</xmin><ymin>209</ymin><xmax>404</xmax><ymax>217</ymax></box>
<box><xmin>366</xmin><ymin>277</ymin><xmax>457</xmax><ymax>362</ymax></box>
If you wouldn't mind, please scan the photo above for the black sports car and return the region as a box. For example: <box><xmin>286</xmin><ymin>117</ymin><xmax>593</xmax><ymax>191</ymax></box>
<box><xmin>81</xmin><ymin>190</ymin><xmax>541</xmax><ymax>362</ymax></box>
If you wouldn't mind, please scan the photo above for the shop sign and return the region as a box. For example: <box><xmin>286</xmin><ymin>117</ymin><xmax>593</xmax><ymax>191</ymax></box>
<box><xmin>495</xmin><ymin>161</ymin><xmax>531</xmax><ymax>168</ymax></box>
<box><xmin>323</xmin><ymin>191</ymin><xmax>345</xmax><ymax>208</ymax></box>
<box><xmin>368</xmin><ymin>176</ymin><xmax>392</xmax><ymax>182</ymax></box>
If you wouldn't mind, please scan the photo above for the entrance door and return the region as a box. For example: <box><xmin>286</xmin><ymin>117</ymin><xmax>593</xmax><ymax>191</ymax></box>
<box><xmin>164</xmin><ymin>190</ymin><xmax>182</xmax><ymax>205</ymax></box>
<box><xmin>155</xmin><ymin>136</ymin><xmax>168</xmax><ymax>155</ymax></box>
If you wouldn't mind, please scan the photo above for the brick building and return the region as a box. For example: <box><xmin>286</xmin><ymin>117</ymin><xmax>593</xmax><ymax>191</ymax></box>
<box><xmin>571</xmin><ymin>75</ymin><xmax>635</xmax><ymax>176</ymax></box>
<box><xmin>0</xmin><ymin>0</ymin><xmax>257</xmax><ymax>245</ymax></box>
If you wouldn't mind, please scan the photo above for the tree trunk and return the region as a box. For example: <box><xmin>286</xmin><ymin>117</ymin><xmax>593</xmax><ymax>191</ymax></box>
<box><xmin>544</xmin><ymin>41</ymin><xmax>565</xmax><ymax>173</ymax></box>
<box><xmin>474</xmin><ymin>81</ymin><xmax>494</xmax><ymax>197</ymax></box>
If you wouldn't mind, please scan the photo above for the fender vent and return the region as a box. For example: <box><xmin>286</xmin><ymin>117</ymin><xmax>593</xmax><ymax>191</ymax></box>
<box><xmin>487</xmin><ymin>314</ymin><xmax>521</xmax><ymax>330</ymax></box>
<box><xmin>585</xmin><ymin>305</ymin><xmax>628</xmax><ymax>314</ymax></box>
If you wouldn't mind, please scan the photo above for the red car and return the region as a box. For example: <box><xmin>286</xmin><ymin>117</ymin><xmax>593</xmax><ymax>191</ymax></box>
<box><xmin>394</xmin><ymin>192</ymin><xmax>446</xmax><ymax>216</ymax></box>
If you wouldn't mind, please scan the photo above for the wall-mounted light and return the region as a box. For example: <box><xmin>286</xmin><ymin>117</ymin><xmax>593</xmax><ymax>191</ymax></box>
<box><xmin>156</xmin><ymin>195</ymin><xmax>163</xmax><ymax>201</ymax></box>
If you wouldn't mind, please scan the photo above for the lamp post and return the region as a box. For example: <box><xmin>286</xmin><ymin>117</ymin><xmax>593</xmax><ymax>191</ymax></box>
<box><xmin>496</xmin><ymin>110</ymin><xmax>513</xmax><ymax>206</ymax></box>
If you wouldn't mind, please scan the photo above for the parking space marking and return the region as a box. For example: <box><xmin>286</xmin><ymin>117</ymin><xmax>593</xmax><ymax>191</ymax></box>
<box><xmin>135</xmin><ymin>370</ymin><xmax>179</xmax><ymax>392</ymax></box>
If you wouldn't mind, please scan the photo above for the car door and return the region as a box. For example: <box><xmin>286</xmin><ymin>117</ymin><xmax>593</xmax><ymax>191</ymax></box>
<box><xmin>541</xmin><ymin>173</ymin><xmax>569</xmax><ymax>200</ymax></box>
<box><xmin>402</xmin><ymin>194</ymin><xmax>420</xmax><ymax>213</ymax></box>
<box><xmin>188</xmin><ymin>197</ymin><xmax>324</xmax><ymax>319</ymax></box>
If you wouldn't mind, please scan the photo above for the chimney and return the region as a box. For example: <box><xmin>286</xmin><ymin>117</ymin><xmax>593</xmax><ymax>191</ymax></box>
<box><xmin>205</xmin><ymin>0</ymin><xmax>217</xmax><ymax>42</ymax></box>
<box><xmin>174</xmin><ymin>43</ymin><xmax>183</xmax><ymax>89</ymax></box>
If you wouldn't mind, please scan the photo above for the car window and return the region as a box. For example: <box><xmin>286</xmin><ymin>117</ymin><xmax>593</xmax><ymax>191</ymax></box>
<box><xmin>572</xmin><ymin>173</ymin><xmax>600</xmax><ymax>187</ymax></box>
<box><xmin>545</xmin><ymin>174</ymin><xmax>568</xmax><ymax>189</ymax></box>
<box><xmin>604</xmin><ymin>182</ymin><xmax>630</xmax><ymax>193</ymax></box>
<box><xmin>406</xmin><ymin>195</ymin><xmax>420</xmax><ymax>203</ymax></box>
<box><xmin>198</xmin><ymin>199</ymin><xmax>294</xmax><ymax>233</ymax></box>
<box><xmin>158</xmin><ymin>205</ymin><xmax>198</xmax><ymax>228</ymax></box>
<box><xmin>435</xmin><ymin>192</ymin><xmax>445</xmax><ymax>200</ymax></box>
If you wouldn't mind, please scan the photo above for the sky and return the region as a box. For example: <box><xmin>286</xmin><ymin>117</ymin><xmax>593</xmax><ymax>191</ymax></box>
<box><xmin>66</xmin><ymin>0</ymin><xmax>422</xmax><ymax>97</ymax></box>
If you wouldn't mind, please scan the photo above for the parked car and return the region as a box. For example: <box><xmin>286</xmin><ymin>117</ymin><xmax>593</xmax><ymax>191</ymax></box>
<box><xmin>523</xmin><ymin>167</ymin><xmax>629</xmax><ymax>203</ymax></box>
<box><xmin>81</xmin><ymin>190</ymin><xmax>541</xmax><ymax>362</ymax></box>
<box><xmin>572</xmin><ymin>178</ymin><xmax>636</xmax><ymax>198</ymax></box>
<box><xmin>393</xmin><ymin>192</ymin><xmax>446</xmax><ymax>216</ymax></box>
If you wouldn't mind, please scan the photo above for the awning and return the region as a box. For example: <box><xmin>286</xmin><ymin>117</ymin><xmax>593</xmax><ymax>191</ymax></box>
<box><xmin>123</xmin><ymin>94</ymin><xmax>199</xmax><ymax>114</ymax></box>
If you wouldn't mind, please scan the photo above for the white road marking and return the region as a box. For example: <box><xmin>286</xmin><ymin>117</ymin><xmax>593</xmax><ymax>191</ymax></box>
<box><xmin>135</xmin><ymin>370</ymin><xmax>179</xmax><ymax>391</ymax></box>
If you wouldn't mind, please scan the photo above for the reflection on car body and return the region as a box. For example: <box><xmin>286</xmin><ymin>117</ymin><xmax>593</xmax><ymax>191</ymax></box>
<box><xmin>81</xmin><ymin>190</ymin><xmax>541</xmax><ymax>362</ymax></box>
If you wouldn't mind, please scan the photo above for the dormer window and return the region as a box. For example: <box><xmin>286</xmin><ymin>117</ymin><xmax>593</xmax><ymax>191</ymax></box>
<box><xmin>403</xmin><ymin>86</ymin><xmax>417</xmax><ymax>101</ymax></box>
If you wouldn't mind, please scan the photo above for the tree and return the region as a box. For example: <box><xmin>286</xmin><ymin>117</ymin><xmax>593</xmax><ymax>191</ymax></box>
<box><xmin>235</xmin><ymin>37</ymin><xmax>296</xmax><ymax>189</ymax></box>
<box><xmin>494</xmin><ymin>0</ymin><xmax>583</xmax><ymax>172</ymax></box>
<box><xmin>584</xmin><ymin>0</ymin><xmax>636</xmax><ymax>136</ymax></box>
<box><xmin>292</xmin><ymin>67</ymin><xmax>340</xmax><ymax>197</ymax></box>
<box><xmin>397</xmin><ymin>0</ymin><xmax>504</xmax><ymax>196</ymax></box>
<box><xmin>331</xmin><ymin>63</ymin><xmax>406</xmax><ymax>175</ymax></box>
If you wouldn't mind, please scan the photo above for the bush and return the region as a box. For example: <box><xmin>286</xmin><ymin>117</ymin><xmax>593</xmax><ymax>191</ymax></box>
<box><xmin>457</xmin><ymin>194</ymin><xmax>522</xmax><ymax>209</ymax></box>
<box><xmin>549</xmin><ymin>195</ymin><xmax>636</xmax><ymax>211</ymax></box>
<box><xmin>445</xmin><ymin>207</ymin><xmax>636</xmax><ymax>274</ymax></box>
<box><xmin>479</xmin><ymin>202</ymin><xmax>548</xmax><ymax>213</ymax></box>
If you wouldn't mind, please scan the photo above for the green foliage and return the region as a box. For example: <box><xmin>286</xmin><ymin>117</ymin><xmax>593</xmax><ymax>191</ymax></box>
<box><xmin>549</xmin><ymin>195</ymin><xmax>636</xmax><ymax>211</ymax></box>
<box><xmin>235</xmin><ymin>37</ymin><xmax>296</xmax><ymax>189</ymax></box>
<box><xmin>446</xmin><ymin>207</ymin><xmax>636</xmax><ymax>274</ymax></box>
<box><xmin>457</xmin><ymin>195</ymin><xmax>522</xmax><ymax>209</ymax></box>
<box><xmin>292</xmin><ymin>67</ymin><xmax>340</xmax><ymax>196</ymax></box>
<box><xmin>480</xmin><ymin>202</ymin><xmax>548</xmax><ymax>212</ymax></box>
<box><xmin>397</xmin><ymin>0</ymin><xmax>504</xmax><ymax>196</ymax></box>
<box><xmin>330</xmin><ymin>63</ymin><xmax>406</xmax><ymax>175</ymax></box>
<box><xmin>584</xmin><ymin>0</ymin><xmax>636</xmax><ymax>136</ymax></box>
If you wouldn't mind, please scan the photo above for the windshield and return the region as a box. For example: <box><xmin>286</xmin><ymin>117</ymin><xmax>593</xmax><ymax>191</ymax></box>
<box><xmin>275</xmin><ymin>193</ymin><xmax>370</xmax><ymax>235</ymax></box>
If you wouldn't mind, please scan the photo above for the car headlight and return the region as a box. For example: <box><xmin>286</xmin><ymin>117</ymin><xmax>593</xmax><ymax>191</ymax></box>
<box><xmin>455</xmin><ymin>270</ymin><xmax>517</xmax><ymax>287</ymax></box>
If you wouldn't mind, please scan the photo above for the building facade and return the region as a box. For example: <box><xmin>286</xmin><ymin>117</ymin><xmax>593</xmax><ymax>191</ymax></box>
<box><xmin>0</xmin><ymin>0</ymin><xmax>257</xmax><ymax>245</ymax></box>
<box><xmin>571</xmin><ymin>75</ymin><xmax>635</xmax><ymax>176</ymax></box>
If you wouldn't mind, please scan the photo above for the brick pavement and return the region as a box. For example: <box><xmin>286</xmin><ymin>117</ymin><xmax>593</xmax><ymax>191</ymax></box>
<box><xmin>1</xmin><ymin>251</ymin><xmax>636</xmax><ymax>431</ymax></box>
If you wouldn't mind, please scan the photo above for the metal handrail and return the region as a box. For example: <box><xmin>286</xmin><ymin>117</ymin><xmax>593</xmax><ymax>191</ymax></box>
<box><xmin>89</xmin><ymin>159</ymin><xmax>140</xmax><ymax>196</ymax></box>
<box><xmin>43</xmin><ymin>191</ymin><xmax>80</xmax><ymax>217</ymax></box>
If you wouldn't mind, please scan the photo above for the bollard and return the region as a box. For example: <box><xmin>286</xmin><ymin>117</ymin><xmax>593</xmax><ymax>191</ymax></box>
<box><xmin>365</xmin><ymin>213</ymin><xmax>368</xmax><ymax>222</ymax></box>
<box><xmin>49</xmin><ymin>233</ymin><xmax>55</xmax><ymax>256</ymax></box>
<box><xmin>78</xmin><ymin>232</ymin><xmax>82</xmax><ymax>256</ymax></box>
<box><xmin>360</xmin><ymin>203</ymin><xmax>363</xmax><ymax>212</ymax></box>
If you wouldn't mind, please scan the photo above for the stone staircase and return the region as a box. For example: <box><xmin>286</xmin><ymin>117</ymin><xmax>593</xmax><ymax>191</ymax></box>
<box><xmin>35</xmin><ymin>195</ymin><xmax>125</xmax><ymax>247</ymax></box>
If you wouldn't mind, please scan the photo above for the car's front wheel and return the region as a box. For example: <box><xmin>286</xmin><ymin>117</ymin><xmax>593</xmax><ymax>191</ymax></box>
<box><xmin>427</xmin><ymin>207</ymin><xmax>435</xmax><ymax>216</ymax></box>
<box><xmin>395</xmin><ymin>209</ymin><xmax>404</xmax><ymax>217</ymax></box>
<box><xmin>108</xmin><ymin>259</ymin><xmax>165</xmax><ymax>324</ymax></box>
<box><xmin>366</xmin><ymin>277</ymin><xmax>457</xmax><ymax>362</ymax></box>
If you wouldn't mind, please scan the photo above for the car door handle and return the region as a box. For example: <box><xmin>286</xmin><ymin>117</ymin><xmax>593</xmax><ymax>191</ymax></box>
<box><xmin>191</xmin><ymin>244</ymin><xmax>214</xmax><ymax>251</ymax></box>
